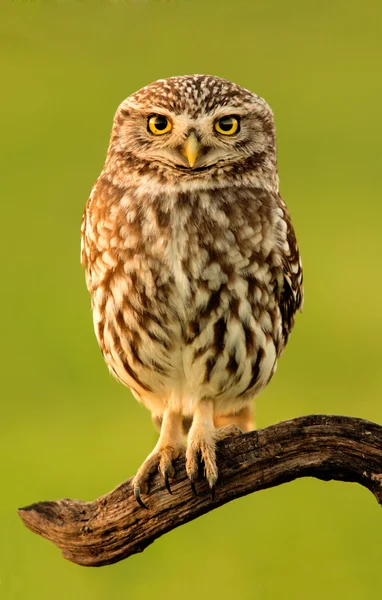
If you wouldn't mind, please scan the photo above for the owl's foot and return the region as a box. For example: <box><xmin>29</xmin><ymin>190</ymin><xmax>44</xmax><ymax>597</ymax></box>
<box><xmin>186</xmin><ymin>425</ymin><xmax>218</xmax><ymax>495</ymax></box>
<box><xmin>132</xmin><ymin>445</ymin><xmax>182</xmax><ymax>509</ymax></box>
<box><xmin>186</xmin><ymin>402</ymin><xmax>242</xmax><ymax>498</ymax></box>
<box><xmin>132</xmin><ymin>410</ymin><xmax>184</xmax><ymax>509</ymax></box>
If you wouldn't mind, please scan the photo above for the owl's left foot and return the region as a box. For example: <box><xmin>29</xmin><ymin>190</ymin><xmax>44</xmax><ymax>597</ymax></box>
<box><xmin>186</xmin><ymin>401</ymin><xmax>242</xmax><ymax>497</ymax></box>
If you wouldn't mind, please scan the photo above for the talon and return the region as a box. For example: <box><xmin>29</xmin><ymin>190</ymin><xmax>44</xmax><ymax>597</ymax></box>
<box><xmin>134</xmin><ymin>487</ymin><xmax>149</xmax><ymax>510</ymax></box>
<box><xmin>210</xmin><ymin>484</ymin><xmax>216</xmax><ymax>502</ymax></box>
<box><xmin>190</xmin><ymin>476</ymin><xmax>198</xmax><ymax>496</ymax></box>
<box><xmin>164</xmin><ymin>471</ymin><xmax>172</xmax><ymax>495</ymax></box>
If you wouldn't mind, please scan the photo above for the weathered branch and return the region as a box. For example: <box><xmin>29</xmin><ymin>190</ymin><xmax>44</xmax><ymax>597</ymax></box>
<box><xmin>19</xmin><ymin>415</ymin><xmax>382</xmax><ymax>567</ymax></box>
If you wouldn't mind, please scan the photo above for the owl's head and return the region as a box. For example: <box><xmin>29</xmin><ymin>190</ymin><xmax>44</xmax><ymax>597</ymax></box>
<box><xmin>106</xmin><ymin>75</ymin><xmax>277</xmax><ymax>186</ymax></box>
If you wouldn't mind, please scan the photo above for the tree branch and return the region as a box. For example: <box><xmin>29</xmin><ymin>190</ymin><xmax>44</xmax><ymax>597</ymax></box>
<box><xmin>18</xmin><ymin>415</ymin><xmax>382</xmax><ymax>567</ymax></box>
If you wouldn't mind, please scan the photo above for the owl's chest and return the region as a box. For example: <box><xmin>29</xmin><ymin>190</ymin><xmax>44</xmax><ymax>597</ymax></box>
<box><xmin>89</xmin><ymin>191</ymin><xmax>281</xmax><ymax>328</ymax></box>
<box><xmin>85</xmin><ymin>188</ymin><xmax>283</xmax><ymax>401</ymax></box>
<box><xmin>123</xmin><ymin>221</ymin><xmax>280</xmax><ymax>403</ymax></box>
<box><xmin>139</xmin><ymin>216</ymin><xmax>247</xmax><ymax>319</ymax></box>
<box><xmin>126</xmin><ymin>204</ymin><xmax>282</xmax><ymax>361</ymax></box>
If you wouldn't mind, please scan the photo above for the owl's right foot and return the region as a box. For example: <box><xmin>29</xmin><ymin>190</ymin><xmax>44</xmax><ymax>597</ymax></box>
<box><xmin>132</xmin><ymin>445</ymin><xmax>182</xmax><ymax>509</ymax></box>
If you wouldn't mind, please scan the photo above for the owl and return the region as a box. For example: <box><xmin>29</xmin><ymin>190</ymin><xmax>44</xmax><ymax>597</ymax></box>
<box><xmin>81</xmin><ymin>75</ymin><xmax>303</xmax><ymax>508</ymax></box>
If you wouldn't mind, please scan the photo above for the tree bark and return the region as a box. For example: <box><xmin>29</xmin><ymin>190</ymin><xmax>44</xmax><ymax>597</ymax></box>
<box><xmin>18</xmin><ymin>415</ymin><xmax>382</xmax><ymax>567</ymax></box>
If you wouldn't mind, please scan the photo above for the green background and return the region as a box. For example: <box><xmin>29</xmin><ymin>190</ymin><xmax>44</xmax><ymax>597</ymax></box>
<box><xmin>1</xmin><ymin>1</ymin><xmax>381</xmax><ymax>598</ymax></box>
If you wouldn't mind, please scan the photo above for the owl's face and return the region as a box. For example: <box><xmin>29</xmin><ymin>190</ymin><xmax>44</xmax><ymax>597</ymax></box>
<box><xmin>108</xmin><ymin>75</ymin><xmax>277</xmax><ymax>182</ymax></box>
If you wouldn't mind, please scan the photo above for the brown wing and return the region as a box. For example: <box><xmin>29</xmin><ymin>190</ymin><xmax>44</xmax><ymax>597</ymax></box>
<box><xmin>277</xmin><ymin>197</ymin><xmax>304</xmax><ymax>350</ymax></box>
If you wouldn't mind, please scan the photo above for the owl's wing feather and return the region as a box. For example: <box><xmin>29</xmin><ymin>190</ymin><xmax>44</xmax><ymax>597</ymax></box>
<box><xmin>276</xmin><ymin>196</ymin><xmax>304</xmax><ymax>349</ymax></box>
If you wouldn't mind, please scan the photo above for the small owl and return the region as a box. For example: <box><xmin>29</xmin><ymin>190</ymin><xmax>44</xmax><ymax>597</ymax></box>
<box><xmin>81</xmin><ymin>75</ymin><xmax>303</xmax><ymax>507</ymax></box>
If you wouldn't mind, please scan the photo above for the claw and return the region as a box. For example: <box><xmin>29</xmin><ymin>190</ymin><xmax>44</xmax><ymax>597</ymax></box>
<box><xmin>210</xmin><ymin>484</ymin><xmax>216</xmax><ymax>502</ymax></box>
<box><xmin>190</xmin><ymin>476</ymin><xmax>198</xmax><ymax>496</ymax></box>
<box><xmin>134</xmin><ymin>487</ymin><xmax>149</xmax><ymax>510</ymax></box>
<box><xmin>164</xmin><ymin>471</ymin><xmax>172</xmax><ymax>495</ymax></box>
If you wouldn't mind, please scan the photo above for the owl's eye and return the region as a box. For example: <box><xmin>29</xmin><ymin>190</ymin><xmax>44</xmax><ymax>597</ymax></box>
<box><xmin>148</xmin><ymin>114</ymin><xmax>172</xmax><ymax>135</ymax></box>
<box><xmin>214</xmin><ymin>115</ymin><xmax>240</xmax><ymax>136</ymax></box>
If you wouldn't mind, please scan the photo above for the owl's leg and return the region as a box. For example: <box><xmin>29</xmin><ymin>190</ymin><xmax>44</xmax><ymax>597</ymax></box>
<box><xmin>132</xmin><ymin>409</ymin><xmax>184</xmax><ymax>509</ymax></box>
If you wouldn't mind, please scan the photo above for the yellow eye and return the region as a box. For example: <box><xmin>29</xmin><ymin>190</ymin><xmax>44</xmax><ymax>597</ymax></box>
<box><xmin>214</xmin><ymin>115</ymin><xmax>240</xmax><ymax>136</ymax></box>
<box><xmin>148</xmin><ymin>114</ymin><xmax>172</xmax><ymax>135</ymax></box>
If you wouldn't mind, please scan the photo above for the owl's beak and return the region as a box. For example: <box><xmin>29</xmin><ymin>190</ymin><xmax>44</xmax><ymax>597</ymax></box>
<box><xmin>181</xmin><ymin>132</ymin><xmax>202</xmax><ymax>168</ymax></box>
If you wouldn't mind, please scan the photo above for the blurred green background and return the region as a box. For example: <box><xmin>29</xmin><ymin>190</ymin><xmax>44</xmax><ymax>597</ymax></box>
<box><xmin>1</xmin><ymin>1</ymin><xmax>381</xmax><ymax>598</ymax></box>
